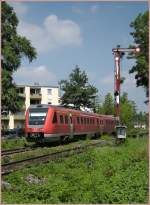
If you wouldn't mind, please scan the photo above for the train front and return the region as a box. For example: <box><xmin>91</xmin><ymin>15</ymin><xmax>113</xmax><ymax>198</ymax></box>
<box><xmin>25</xmin><ymin>105</ymin><xmax>49</xmax><ymax>142</ymax></box>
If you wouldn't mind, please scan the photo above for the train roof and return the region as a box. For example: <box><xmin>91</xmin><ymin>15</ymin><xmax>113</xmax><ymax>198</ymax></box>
<box><xmin>28</xmin><ymin>104</ymin><xmax>115</xmax><ymax>119</ymax></box>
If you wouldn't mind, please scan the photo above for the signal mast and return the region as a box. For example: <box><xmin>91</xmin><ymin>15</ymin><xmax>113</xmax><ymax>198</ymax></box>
<box><xmin>112</xmin><ymin>45</ymin><xmax>140</xmax><ymax>122</ymax></box>
<box><xmin>112</xmin><ymin>46</ymin><xmax>140</xmax><ymax>140</ymax></box>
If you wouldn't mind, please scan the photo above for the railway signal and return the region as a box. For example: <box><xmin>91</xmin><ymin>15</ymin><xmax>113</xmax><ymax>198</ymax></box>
<box><xmin>112</xmin><ymin>46</ymin><xmax>140</xmax><ymax>122</ymax></box>
<box><xmin>112</xmin><ymin>46</ymin><xmax>140</xmax><ymax>141</ymax></box>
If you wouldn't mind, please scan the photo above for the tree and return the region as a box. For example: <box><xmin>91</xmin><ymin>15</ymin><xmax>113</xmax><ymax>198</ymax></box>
<box><xmin>2</xmin><ymin>2</ymin><xmax>37</xmax><ymax>113</ymax></box>
<box><xmin>96</xmin><ymin>93</ymin><xmax>114</xmax><ymax>115</ymax></box>
<box><xmin>128</xmin><ymin>11</ymin><xmax>148</xmax><ymax>99</ymax></box>
<box><xmin>102</xmin><ymin>93</ymin><xmax>114</xmax><ymax>115</ymax></box>
<box><xmin>134</xmin><ymin>111</ymin><xmax>148</xmax><ymax>127</ymax></box>
<box><xmin>120</xmin><ymin>92</ymin><xmax>137</xmax><ymax>129</ymax></box>
<box><xmin>59</xmin><ymin>65</ymin><xmax>98</xmax><ymax>109</ymax></box>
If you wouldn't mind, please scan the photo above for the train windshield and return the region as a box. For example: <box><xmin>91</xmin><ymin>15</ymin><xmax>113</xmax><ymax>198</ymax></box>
<box><xmin>28</xmin><ymin>108</ymin><xmax>48</xmax><ymax>125</ymax></box>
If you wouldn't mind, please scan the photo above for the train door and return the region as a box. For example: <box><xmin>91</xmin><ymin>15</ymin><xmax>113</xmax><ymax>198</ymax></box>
<box><xmin>69</xmin><ymin>113</ymin><xmax>74</xmax><ymax>139</ymax></box>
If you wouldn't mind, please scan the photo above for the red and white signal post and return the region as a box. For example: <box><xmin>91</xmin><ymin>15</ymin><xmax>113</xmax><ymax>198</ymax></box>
<box><xmin>112</xmin><ymin>46</ymin><xmax>140</xmax><ymax>123</ymax></box>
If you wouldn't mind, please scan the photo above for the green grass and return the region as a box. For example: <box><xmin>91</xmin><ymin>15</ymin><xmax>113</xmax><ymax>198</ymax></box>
<box><xmin>1</xmin><ymin>137</ymin><xmax>31</xmax><ymax>150</ymax></box>
<box><xmin>1</xmin><ymin>137</ymin><xmax>109</xmax><ymax>164</ymax></box>
<box><xmin>2</xmin><ymin>138</ymin><xmax>148</xmax><ymax>204</ymax></box>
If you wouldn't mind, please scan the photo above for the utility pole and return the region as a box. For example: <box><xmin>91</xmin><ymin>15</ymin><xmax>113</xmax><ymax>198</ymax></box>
<box><xmin>112</xmin><ymin>45</ymin><xmax>140</xmax><ymax>123</ymax></box>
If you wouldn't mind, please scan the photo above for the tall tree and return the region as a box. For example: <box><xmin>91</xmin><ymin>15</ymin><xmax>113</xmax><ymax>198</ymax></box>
<box><xmin>120</xmin><ymin>92</ymin><xmax>137</xmax><ymax>129</ymax></box>
<box><xmin>102</xmin><ymin>93</ymin><xmax>114</xmax><ymax>115</ymax></box>
<box><xmin>2</xmin><ymin>2</ymin><xmax>37</xmax><ymax>113</ymax></box>
<box><xmin>128</xmin><ymin>11</ymin><xmax>148</xmax><ymax>100</ymax></box>
<box><xmin>96</xmin><ymin>93</ymin><xmax>114</xmax><ymax>115</ymax></box>
<box><xmin>59</xmin><ymin>65</ymin><xmax>98</xmax><ymax>109</ymax></box>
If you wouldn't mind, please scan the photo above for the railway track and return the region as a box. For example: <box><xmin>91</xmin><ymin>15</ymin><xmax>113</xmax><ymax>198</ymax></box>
<box><xmin>2</xmin><ymin>140</ymin><xmax>113</xmax><ymax>175</ymax></box>
<box><xmin>1</xmin><ymin>147</ymin><xmax>36</xmax><ymax>156</ymax></box>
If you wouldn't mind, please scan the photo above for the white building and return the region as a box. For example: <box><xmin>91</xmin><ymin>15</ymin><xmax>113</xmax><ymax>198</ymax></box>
<box><xmin>2</xmin><ymin>84</ymin><xmax>60</xmax><ymax>129</ymax></box>
<box><xmin>134</xmin><ymin>124</ymin><xmax>146</xmax><ymax>129</ymax></box>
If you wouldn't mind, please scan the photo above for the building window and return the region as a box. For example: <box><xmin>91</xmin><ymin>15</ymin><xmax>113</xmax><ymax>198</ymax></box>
<box><xmin>17</xmin><ymin>87</ymin><xmax>25</xmax><ymax>94</ymax></box>
<box><xmin>47</xmin><ymin>89</ymin><xmax>52</xmax><ymax>95</ymax></box>
<box><xmin>30</xmin><ymin>88</ymin><xmax>41</xmax><ymax>95</ymax></box>
<box><xmin>30</xmin><ymin>99</ymin><xmax>41</xmax><ymax>105</ymax></box>
<box><xmin>48</xmin><ymin>99</ymin><xmax>52</xmax><ymax>104</ymax></box>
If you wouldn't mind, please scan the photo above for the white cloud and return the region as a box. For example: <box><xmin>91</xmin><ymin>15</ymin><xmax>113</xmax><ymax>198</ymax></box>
<box><xmin>90</xmin><ymin>5</ymin><xmax>99</xmax><ymax>13</ymax></box>
<box><xmin>8</xmin><ymin>2</ymin><xmax>28</xmax><ymax>16</ymax></box>
<box><xmin>17</xmin><ymin>14</ymin><xmax>82</xmax><ymax>53</ymax></box>
<box><xmin>13</xmin><ymin>65</ymin><xmax>57</xmax><ymax>85</ymax></box>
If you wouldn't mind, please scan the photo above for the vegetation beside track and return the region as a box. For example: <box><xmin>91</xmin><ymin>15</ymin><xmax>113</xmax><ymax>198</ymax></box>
<box><xmin>2</xmin><ymin>138</ymin><xmax>148</xmax><ymax>204</ymax></box>
<box><xmin>2</xmin><ymin>136</ymin><xmax>111</xmax><ymax>164</ymax></box>
<box><xmin>127</xmin><ymin>128</ymin><xmax>148</xmax><ymax>138</ymax></box>
<box><xmin>1</xmin><ymin>137</ymin><xmax>32</xmax><ymax>149</ymax></box>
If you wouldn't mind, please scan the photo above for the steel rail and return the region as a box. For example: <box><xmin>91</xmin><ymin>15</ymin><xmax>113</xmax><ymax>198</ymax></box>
<box><xmin>2</xmin><ymin>140</ymin><xmax>113</xmax><ymax>175</ymax></box>
<box><xmin>1</xmin><ymin>147</ymin><xmax>36</xmax><ymax>156</ymax></box>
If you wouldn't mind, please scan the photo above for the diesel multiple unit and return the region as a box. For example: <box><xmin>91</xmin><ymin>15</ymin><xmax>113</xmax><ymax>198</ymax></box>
<box><xmin>25</xmin><ymin>104</ymin><xmax>116</xmax><ymax>143</ymax></box>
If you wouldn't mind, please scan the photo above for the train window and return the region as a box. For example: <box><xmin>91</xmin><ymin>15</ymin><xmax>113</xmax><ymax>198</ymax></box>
<box><xmin>60</xmin><ymin>115</ymin><xmax>64</xmax><ymax>124</ymax></box>
<box><xmin>81</xmin><ymin>117</ymin><xmax>83</xmax><ymax>124</ymax></box>
<box><xmin>93</xmin><ymin>118</ymin><xmax>94</xmax><ymax>124</ymax></box>
<box><xmin>73</xmin><ymin>117</ymin><xmax>76</xmax><ymax>124</ymax></box>
<box><xmin>86</xmin><ymin>118</ymin><xmax>88</xmax><ymax>124</ymax></box>
<box><xmin>77</xmin><ymin>117</ymin><xmax>80</xmax><ymax>124</ymax></box>
<box><xmin>70</xmin><ymin>116</ymin><xmax>72</xmax><ymax>124</ymax></box>
<box><xmin>90</xmin><ymin>118</ymin><xmax>92</xmax><ymax>124</ymax></box>
<box><xmin>84</xmin><ymin>118</ymin><xmax>86</xmax><ymax>124</ymax></box>
<box><xmin>65</xmin><ymin>115</ymin><xmax>68</xmax><ymax>124</ymax></box>
<box><xmin>52</xmin><ymin>112</ymin><xmax>57</xmax><ymax>123</ymax></box>
<box><xmin>28</xmin><ymin>108</ymin><xmax>48</xmax><ymax>125</ymax></box>
<box><xmin>97</xmin><ymin>119</ymin><xmax>99</xmax><ymax>125</ymax></box>
<box><xmin>87</xmin><ymin>118</ymin><xmax>89</xmax><ymax>124</ymax></box>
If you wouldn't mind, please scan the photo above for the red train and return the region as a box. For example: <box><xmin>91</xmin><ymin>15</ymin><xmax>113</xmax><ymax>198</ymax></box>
<box><xmin>25</xmin><ymin>104</ymin><xmax>116</xmax><ymax>143</ymax></box>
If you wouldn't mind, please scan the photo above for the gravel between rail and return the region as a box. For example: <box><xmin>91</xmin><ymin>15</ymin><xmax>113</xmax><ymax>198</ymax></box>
<box><xmin>2</xmin><ymin>140</ymin><xmax>113</xmax><ymax>175</ymax></box>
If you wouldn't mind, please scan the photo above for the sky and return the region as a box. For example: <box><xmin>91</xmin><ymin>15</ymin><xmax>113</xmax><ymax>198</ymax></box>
<box><xmin>8</xmin><ymin>1</ymin><xmax>148</xmax><ymax>112</ymax></box>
